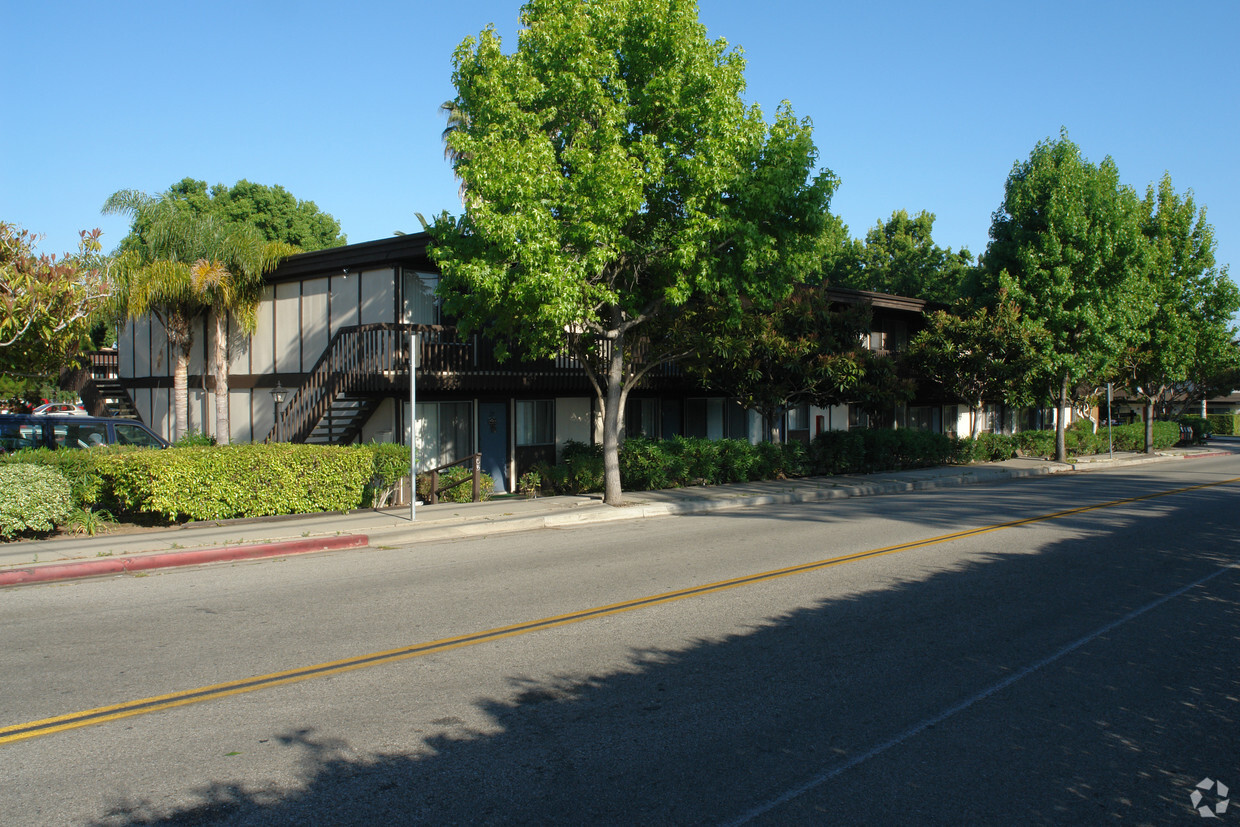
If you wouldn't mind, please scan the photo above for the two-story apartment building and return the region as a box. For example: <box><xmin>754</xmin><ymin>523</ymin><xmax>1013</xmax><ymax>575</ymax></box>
<box><xmin>108</xmin><ymin>232</ymin><xmax>983</xmax><ymax>492</ymax></box>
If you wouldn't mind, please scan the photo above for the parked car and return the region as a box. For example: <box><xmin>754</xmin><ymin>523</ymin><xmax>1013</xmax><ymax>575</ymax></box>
<box><xmin>30</xmin><ymin>402</ymin><xmax>88</xmax><ymax>416</ymax></box>
<box><xmin>0</xmin><ymin>414</ymin><xmax>168</xmax><ymax>453</ymax></box>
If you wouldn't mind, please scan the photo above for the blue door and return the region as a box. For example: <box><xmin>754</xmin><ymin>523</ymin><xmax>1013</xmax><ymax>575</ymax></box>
<box><xmin>478</xmin><ymin>401</ymin><xmax>509</xmax><ymax>493</ymax></box>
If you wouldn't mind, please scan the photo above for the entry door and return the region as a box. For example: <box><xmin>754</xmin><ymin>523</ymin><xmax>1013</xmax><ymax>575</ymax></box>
<box><xmin>477</xmin><ymin>401</ymin><xmax>509</xmax><ymax>493</ymax></box>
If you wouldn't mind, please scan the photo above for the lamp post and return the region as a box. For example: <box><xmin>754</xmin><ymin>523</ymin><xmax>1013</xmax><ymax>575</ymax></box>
<box><xmin>270</xmin><ymin>383</ymin><xmax>287</xmax><ymax>443</ymax></box>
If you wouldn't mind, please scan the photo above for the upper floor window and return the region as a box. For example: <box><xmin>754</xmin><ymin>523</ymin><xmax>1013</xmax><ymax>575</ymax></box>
<box><xmin>402</xmin><ymin>270</ymin><xmax>440</xmax><ymax>325</ymax></box>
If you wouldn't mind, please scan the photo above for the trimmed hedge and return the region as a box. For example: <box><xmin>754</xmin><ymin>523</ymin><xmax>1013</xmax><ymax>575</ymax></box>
<box><xmin>808</xmin><ymin>428</ymin><xmax>956</xmax><ymax>474</ymax></box>
<box><xmin>107</xmin><ymin>444</ymin><xmax>376</xmax><ymax>521</ymax></box>
<box><xmin>534</xmin><ymin>437</ymin><xmax>806</xmax><ymax>495</ymax></box>
<box><xmin>1208</xmin><ymin>413</ymin><xmax>1239</xmax><ymax>436</ymax></box>
<box><xmin>0</xmin><ymin>464</ymin><xmax>74</xmax><ymax>538</ymax></box>
<box><xmin>0</xmin><ymin>446</ymin><xmax>116</xmax><ymax>506</ymax></box>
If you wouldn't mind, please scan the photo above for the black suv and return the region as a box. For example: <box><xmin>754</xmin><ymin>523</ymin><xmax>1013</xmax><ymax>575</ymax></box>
<box><xmin>0</xmin><ymin>414</ymin><xmax>169</xmax><ymax>453</ymax></box>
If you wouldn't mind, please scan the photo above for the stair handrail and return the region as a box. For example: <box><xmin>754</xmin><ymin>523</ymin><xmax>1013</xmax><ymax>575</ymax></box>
<box><xmin>268</xmin><ymin>323</ymin><xmax>452</xmax><ymax>444</ymax></box>
<box><xmin>421</xmin><ymin>453</ymin><xmax>483</xmax><ymax>504</ymax></box>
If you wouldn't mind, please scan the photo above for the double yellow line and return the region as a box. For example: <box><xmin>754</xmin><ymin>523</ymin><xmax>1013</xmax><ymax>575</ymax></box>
<box><xmin>3</xmin><ymin>474</ymin><xmax>1236</xmax><ymax>746</ymax></box>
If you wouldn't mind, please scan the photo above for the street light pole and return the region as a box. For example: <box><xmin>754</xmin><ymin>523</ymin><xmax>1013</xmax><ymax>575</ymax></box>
<box><xmin>410</xmin><ymin>332</ymin><xmax>420</xmax><ymax>522</ymax></box>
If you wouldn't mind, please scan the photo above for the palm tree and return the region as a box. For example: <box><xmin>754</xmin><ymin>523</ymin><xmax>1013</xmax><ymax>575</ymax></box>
<box><xmin>104</xmin><ymin>190</ymin><xmax>206</xmax><ymax>443</ymax></box>
<box><xmin>440</xmin><ymin>99</ymin><xmax>470</xmax><ymax>203</ymax></box>
<box><xmin>188</xmin><ymin>226</ymin><xmax>293</xmax><ymax>444</ymax></box>
<box><xmin>104</xmin><ymin>191</ymin><xmax>292</xmax><ymax>443</ymax></box>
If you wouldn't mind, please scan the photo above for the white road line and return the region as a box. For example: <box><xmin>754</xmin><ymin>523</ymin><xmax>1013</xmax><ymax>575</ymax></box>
<box><xmin>722</xmin><ymin>560</ymin><xmax>1239</xmax><ymax>826</ymax></box>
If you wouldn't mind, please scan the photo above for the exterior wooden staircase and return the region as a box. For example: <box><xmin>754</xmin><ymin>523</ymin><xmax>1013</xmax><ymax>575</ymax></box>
<box><xmin>60</xmin><ymin>350</ymin><xmax>142</xmax><ymax>420</ymax></box>
<box><xmin>267</xmin><ymin>323</ymin><xmax>425</xmax><ymax>445</ymax></box>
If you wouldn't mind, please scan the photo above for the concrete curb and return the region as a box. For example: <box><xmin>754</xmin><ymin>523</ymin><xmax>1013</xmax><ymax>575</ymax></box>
<box><xmin>0</xmin><ymin>534</ymin><xmax>369</xmax><ymax>586</ymax></box>
<box><xmin>4</xmin><ymin>447</ymin><xmax>1229</xmax><ymax>586</ymax></box>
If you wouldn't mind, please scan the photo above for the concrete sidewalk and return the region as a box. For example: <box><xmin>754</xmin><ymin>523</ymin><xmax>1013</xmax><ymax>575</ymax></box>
<box><xmin>1</xmin><ymin>443</ymin><xmax>1231</xmax><ymax>586</ymax></box>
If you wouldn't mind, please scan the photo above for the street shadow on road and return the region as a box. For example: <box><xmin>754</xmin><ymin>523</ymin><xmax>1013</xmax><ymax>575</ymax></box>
<box><xmin>91</xmin><ymin>483</ymin><xmax>1239</xmax><ymax>826</ymax></box>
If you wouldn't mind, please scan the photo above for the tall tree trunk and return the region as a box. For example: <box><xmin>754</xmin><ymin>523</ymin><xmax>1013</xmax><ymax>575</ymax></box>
<box><xmin>1144</xmin><ymin>401</ymin><xmax>1154</xmax><ymax>455</ymax></box>
<box><xmin>213</xmin><ymin>311</ymin><xmax>230</xmax><ymax>445</ymax></box>
<box><xmin>173</xmin><ymin>347</ymin><xmax>190</xmax><ymax>445</ymax></box>
<box><xmin>1055</xmin><ymin>370</ymin><xmax>1069</xmax><ymax>463</ymax></box>
<box><xmin>601</xmin><ymin>330</ymin><xmax>626</xmax><ymax>506</ymax></box>
<box><xmin>767</xmin><ymin>406</ymin><xmax>781</xmax><ymax>444</ymax></box>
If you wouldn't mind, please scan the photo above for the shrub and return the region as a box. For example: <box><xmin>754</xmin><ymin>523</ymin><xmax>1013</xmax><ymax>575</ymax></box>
<box><xmin>807</xmin><ymin>430</ymin><xmax>866</xmax><ymax>475</ymax></box>
<box><xmin>0</xmin><ymin>446</ymin><xmax>115</xmax><ymax>506</ymax></box>
<box><xmin>0</xmin><ymin>464</ymin><xmax>73</xmax><ymax>539</ymax></box>
<box><xmin>1016</xmin><ymin>430</ymin><xmax>1056</xmax><ymax>459</ymax></box>
<box><xmin>107</xmin><ymin>444</ymin><xmax>376</xmax><ymax>521</ymax></box>
<box><xmin>174</xmin><ymin>430</ymin><xmax>217</xmax><ymax>448</ymax></box>
<box><xmin>1207</xmin><ymin>413</ymin><xmax>1238</xmax><ymax>436</ymax></box>
<box><xmin>367</xmin><ymin>442</ymin><xmax>411</xmax><ymax>507</ymax></box>
<box><xmin>807</xmin><ymin>429</ymin><xmax>954</xmax><ymax>474</ymax></box>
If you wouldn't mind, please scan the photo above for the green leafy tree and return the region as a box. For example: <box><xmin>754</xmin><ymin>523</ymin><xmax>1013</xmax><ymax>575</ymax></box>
<box><xmin>432</xmin><ymin>0</ymin><xmax>838</xmax><ymax>504</ymax></box>
<box><xmin>981</xmin><ymin>131</ymin><xmax>1152</xmax><ymax>462</ymax></box>
<box><xmin>908</xmin><ymin>292</ymin><xmax>1040</xmax><ymax>437</ymax></box>
<box><xmin>682</xmin><ymin>286</ymin><xmax>869</xmax><ymax>442</ymax></box>
<box><xmin>104</xmin><ymin>191</ymin><xmax>293</xmax><ymax>443</ymax></box>
<box><xmin>117</xmin><ymin>178</ymin><xmax>345</xmax><ymax>254</ymax></box>
<box><xmin>1119</xmin><ymin>174</ymin><xmax>1240</xmax><ymax>450</ymax></box>
<box><xmin>0</xmin><ymin>223</ymin><xmax>112</xmax><ymax>377</ymax></box>
<box><xmin>834</xmin><ymin>210</ymin><xmax>973</xmax><ymax>302</ymax></box>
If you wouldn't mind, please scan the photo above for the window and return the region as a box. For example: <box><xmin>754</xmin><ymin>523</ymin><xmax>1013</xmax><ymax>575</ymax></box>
<box><xmin>57</xmin><ymin>422</ymin><xmax>108</xmax><ymax>449</ymax></box>
<box><xmin>516</xmin><ymin>400</ymin><xmax>554</xmax><ymax>446</ymax></box>
<box><xmin>907</xmin><ymin>405</ymin><xmax>940</xmax><ymax>432</ymax></box>
<box><xmin>625</xmin><ymin>398</ymin><xmax>660</xmax><ymax>438</ymax></box>
<box><xmin>402</xmin><ymin>270</ymin><xmax>440</xmax><ymax>325</ymax></box>
<box><xmin>114</xmin><ymin>423</ymin><xmax>164</xmax><ymax>447</ymax></box>
<box><xmin>415</xmin><ymin>401</ymin><xmax>473</xmax><ymax>470</ymax></box>
<box><xmin>786</xmin><ymin>404</ymin><xmax>810</xmax><ymax>431</ymax></box>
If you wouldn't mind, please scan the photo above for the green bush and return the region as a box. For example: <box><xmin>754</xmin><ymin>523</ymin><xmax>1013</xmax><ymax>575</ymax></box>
<box><xmin>807</xmin><ymin>428</ymin><xmax>955</xmax><ymax>474</ymax></box>
<box><xmin>107</xmin><ymin>443</ymin><xmax>376</xmax><ymax>521</ymax></box>
<box><xmin>1015</xmin><ymin>430</ymin><xmax>1056</xmax><ymax>459</ymax></box>
<box><xmin>174</xmin><ymin>430</ymin><xmax>217</xmax><ymax>448</ymax></box>
<box><xmin>0</xmin><ymin>446</ymin><xmax>115</xmax><ymax>506</ymax></box>
<box><xmin>1207</xmin><ymin>413</ymin><xmax>1239</xmax><ymax>436</ymax></box>
<box><xmin>416</xmin><ymin>464</ymin><xmax>495</xmax><ymax>503</ymax></box>
<box><xmin>0</xmin><ymin>464</ymin><xmax>74</xmax><ymax>538</ymax></box>
<box><xmin>366</xmin><ymin>442</ymin><xmax>411</xmax><ymax>507</ymax></box>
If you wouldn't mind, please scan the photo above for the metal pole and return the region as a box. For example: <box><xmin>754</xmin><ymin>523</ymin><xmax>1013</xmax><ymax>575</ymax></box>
<box><xmin>410</xmin><ymin>331</ymin><xmax>419</xmax><ymax>522</ymax></box>
<box><xmin>1107</xmin><ymin>382</ymin><xmax>1114</xmax><ymax>459</ymax></box>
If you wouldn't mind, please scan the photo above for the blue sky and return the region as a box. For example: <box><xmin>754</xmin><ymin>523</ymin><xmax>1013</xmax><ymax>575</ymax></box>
<box><xmin>4</xmin><ymin>1</ymin><xmax>1238</xmax><ymax>285</ymax></box>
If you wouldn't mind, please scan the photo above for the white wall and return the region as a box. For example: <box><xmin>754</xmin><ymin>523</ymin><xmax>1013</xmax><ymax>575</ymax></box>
<box><xmin>274</xmin><ymin>281</ymin><xmax>300</xmax><ymax>374</ymax></box>
<box><xmin>133</xmin><ymin>317</ymin><xmax>151</xmax><ymax>377</ymax></box>
<box><xmin>361</xmin><ymin>398</ymin><xmax>399</xmax><ymax>443</ymax></box>
<box><xmin>329</xmin><ymin>272</ymin><xmax>359</xmax><ymax>339</ymax></box>
<box><xmin>250</xmin><ymin>287</ymin><xmax>276</xmax><ymax>376</ymax></box>
<box><xmin>301</xmin><ymin>277</ymin><xmax>329</xmax><ymax>371</ymax></box>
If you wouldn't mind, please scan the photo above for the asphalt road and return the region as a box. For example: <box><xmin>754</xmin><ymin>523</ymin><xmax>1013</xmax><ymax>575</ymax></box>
<box><xmin>1</xmin><ymin>456</ymin><xmax>1237</xmax><ymax>825</ymax></box>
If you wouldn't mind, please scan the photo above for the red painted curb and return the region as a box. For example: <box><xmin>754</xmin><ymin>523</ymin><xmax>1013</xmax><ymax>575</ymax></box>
<box><xmin>0</xmin><ymin>534</ymin><xmax>369</xmax><ymax>587</ymax></box>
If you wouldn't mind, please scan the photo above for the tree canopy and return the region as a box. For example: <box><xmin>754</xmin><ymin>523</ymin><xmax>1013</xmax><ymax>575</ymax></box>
<box><xmin>832</xmin><ymin>210</ymin><xmax>973</xmax><ymax>303</ymax></box>
<box><xmin>116</xmin><ymin>178</ymin><xmax>345</xmax><ymax>255</ymax></box>
<box><xmin>981</xmin><ymin>131</ymin><xmax>1152</xmax><ymax>460</ymax></box>
<box><xmin>1119</xmin><ymin>174</ymin><xmax>1240</xmax><ymax>447</ymax></box>
<box><xmin>432</xmin><ymin>0</ymin><xmax>838</xmax><ymax>503</ymax></box>
<box><xmin>104</xmin><ymin>190</ymin><xmax>292</xmax><ymax>443</ymax></box>
<box><xmin>0</xmin><ymin>223</ymin><xmax>112</xmax><ymax>377</ymax></box>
